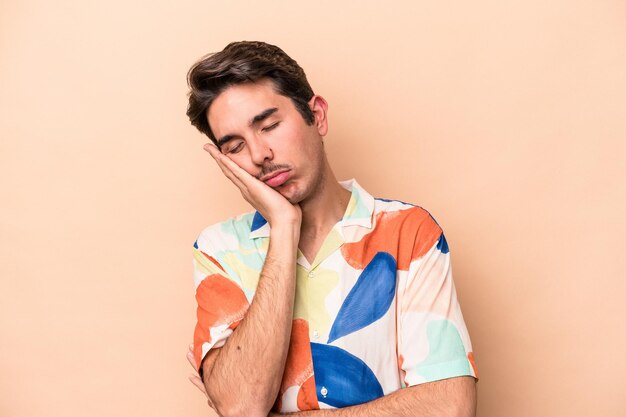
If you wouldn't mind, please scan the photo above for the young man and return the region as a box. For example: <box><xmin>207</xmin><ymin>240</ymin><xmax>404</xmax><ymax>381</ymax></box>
<box><xmin>185</xmin><ymin>41</ymin><xmax>478</xmax><ymax>417</ymax></box>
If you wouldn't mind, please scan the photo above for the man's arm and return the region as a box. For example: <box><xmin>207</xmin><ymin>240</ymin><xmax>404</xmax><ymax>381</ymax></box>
<box><xmin>189</xmin><ymin>350</ymin><xmax>476</xmax><ymax>417</ymax></box>
<box><xmin>273</xmin><ymin>377</ymin><xmax>476</xmax><ymax>417</ymax></box>
<box><xmin>198</xmin><ymin>145</ymin><xmax>301</xmax><ymax>417</ymax></box>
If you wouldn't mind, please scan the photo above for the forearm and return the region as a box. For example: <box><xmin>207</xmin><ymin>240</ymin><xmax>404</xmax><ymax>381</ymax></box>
<box><xmin>206</xmin><ymin>223</ymin><xmax>300</xmax><ymax>417</ymax></box>
<box><xmin>274</xmin><ymin>377</ymin><xmax>476</xmax><ymax>417</ymax></box>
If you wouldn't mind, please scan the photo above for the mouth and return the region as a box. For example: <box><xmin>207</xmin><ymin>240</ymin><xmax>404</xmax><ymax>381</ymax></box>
<box><xmin>261</xmin><ymin>169</ymin><xmax>291</xmax><ymax>188</ymax></box>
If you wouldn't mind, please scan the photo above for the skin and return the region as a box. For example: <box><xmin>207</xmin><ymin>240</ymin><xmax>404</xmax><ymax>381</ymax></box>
<box><xmin>207</xmin><ymin>79</ymin><xmax>351</xmax><ymax>261</ymax></box>
<box><xmin>187</xmin><ymin>344</ymin><xmax>476</xmax><ymax>417</ymax></box>
<box><xmin>191</xmin><ymin>79</ymin><xmax>477</xmax><ymax>417</ymax></box>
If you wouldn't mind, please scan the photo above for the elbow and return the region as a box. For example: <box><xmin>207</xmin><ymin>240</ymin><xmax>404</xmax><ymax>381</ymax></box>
<box><xmin>203</xmin><ymin>366</ymin><xmax>279</xmax><ymax>417</ymax></box>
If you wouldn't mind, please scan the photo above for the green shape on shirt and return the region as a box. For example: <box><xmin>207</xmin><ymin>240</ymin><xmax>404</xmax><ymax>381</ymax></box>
<box><xmin>220</xmin><ymin>213</ymin><xmax>258</xmax><ymax>251</ymax></box>
<box><xmin>344</xmin><ymin>186</ymin><xmax>371</xmax><ymax>221</ymax></box>
<box><xmin>415</xmin><ymin>319</ymin><xmax>470</xmax><ymax>380</ymax></box>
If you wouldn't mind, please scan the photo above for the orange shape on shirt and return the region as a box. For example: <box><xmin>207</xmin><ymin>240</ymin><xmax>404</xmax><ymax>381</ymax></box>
<box><xmin>274</xmin><ymin>319</ymin><xmax>319</xmax><ymax>411</ymax></box>
<box><xmin>297</xmin><ymin>374</ymin><xmax>319</xmax><ymax>410</ymax></box>
<box><xmin>200</xmin><ymin>250</ymin><xmax>225</xmax><ymax>272</ymax></box>
<box><xmin>342</xmin><ymin>207</ymin><xmax>442</xmax><ymax>271</ymax></box>
<box><xmin>468</xmin><ymin>352</ymin><xmax>479</xmax><ymax>378</ymax></box>
<box><xmin>193</xmin><ymin>273</ymin><xmax>249</xmax><ymax>366</ymax></box>
<box><xmin>397</xmin><ymin>353</ymin><xmax>408</xmax><ymax>386</ymax></box>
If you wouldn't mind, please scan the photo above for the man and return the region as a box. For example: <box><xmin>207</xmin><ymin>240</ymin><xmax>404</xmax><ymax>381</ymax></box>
<box><xmin>185</xmin><ymin>41</ymin><xmax>478</xmax><ymax>417</ymax></box>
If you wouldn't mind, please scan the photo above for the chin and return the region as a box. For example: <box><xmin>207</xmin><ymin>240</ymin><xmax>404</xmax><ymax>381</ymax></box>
<box><xmin>278</xmin><ymin>183</ymin><xmax>306</xmax><ymax>205</ymax></box>
<box><xmin>281</xmin><ymin>190</ymin><xmax>302</xmax><ymax>205</ymax></box>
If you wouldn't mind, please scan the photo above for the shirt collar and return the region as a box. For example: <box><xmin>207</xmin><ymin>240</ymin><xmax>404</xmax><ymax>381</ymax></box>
<box><xmin>248</xmin><ymin>178</ymin><xmax>375</xmax><ymax>239</ymax></box>
<box><xmin>337</xmin><ymin>178</ymin><xmax>375</xmax><ymax>229</ymax></box>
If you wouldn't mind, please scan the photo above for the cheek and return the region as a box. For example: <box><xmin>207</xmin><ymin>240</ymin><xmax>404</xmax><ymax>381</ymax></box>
<box><xmin>273</xmin><ymin>127</ymin><xmax>302</xmax><ymax>154</ymax></box>
<box><xmin>287</xmin><ymin>126</ymin><xmax>319</xmax><ymax>154</ymax></box>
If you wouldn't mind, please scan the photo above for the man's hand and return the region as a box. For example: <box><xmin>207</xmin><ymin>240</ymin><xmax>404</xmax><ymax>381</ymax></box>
<box><xmin>187</xmin><ymin>343</ymin><xmax>221</xmax><ymax>412</ymax></box>
<box><xmin>204</xmin><ymin>143</ymin><xmax>301</xmax><ymax>228</ymax></box>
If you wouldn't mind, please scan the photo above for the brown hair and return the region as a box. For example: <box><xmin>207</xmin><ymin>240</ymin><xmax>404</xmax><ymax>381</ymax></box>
<box><xmin>186</xmin><ymin>41</ymin><xmax>315</xmax><ymax>143</ymax></box>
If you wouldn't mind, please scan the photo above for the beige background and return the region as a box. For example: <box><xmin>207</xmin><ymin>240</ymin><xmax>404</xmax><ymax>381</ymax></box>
<box><xmin>1</xmin><ymin>1</ymin><xmax>625</xmax><ymax>416</ymax></box>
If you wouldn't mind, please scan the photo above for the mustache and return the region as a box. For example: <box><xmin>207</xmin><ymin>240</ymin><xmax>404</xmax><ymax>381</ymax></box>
<box><xmin>256</xmin><ymin>163</ymin><xmax>291</xmax><ymax>180</ymax></box>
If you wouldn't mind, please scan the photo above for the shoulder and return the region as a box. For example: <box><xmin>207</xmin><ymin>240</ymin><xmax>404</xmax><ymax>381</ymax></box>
<box><xmin>194</xmin><ymin>210</ymin><xmax>257</xmax><ymax>253</ymax></box>
<box><xmin>373</xmin><ymin>197</ymin><xmax>445</xmax><ymax>254</ymax></box>
<box><xmin>373</xmin><ymin>197</ymin><xmax>441</xmax><ymax>232</ymax></box>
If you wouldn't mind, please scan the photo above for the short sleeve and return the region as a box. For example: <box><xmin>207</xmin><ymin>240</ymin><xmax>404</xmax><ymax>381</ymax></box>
<box><xmin>396</xmin><ymin>225</ymin><xmax>478</xmax><ymax>386</ymax></box>
<box><xmin>192</xmin><ymin>237</ymin><xmax>250</xmax><ymax>375</ymax></box>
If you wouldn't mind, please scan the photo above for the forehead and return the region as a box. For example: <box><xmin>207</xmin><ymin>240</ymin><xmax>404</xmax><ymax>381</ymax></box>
<box><xmin>207</xmin><ymin>79</ymin><xmax>292</xmax><ymax>133</ymax></box>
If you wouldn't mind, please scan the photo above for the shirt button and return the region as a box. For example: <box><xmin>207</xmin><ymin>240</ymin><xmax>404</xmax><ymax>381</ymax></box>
<box><xmin>313</xmin><ymin>330</ymin><xmax>320</xmax><ymax>339</ymax></box>
<box><xmin>308</xmin><ymin>271</ymin><xmax>315</xmax><ymax>278</ymax></box>
<box><xmin>320</xmin><ymin>386</ymin><xmax>328</xmax><ymax>397</ymax></box>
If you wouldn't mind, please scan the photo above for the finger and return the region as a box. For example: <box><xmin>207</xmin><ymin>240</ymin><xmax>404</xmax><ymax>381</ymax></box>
<box><xmin>204</xmin><ymin>143</ymin><xmax>257</xmax><ymax>185</ymax></box>
<box><xmin>186</xmin><ymin>350</ymin><xmax>199</xmax><ymax>372</ymax></box>
<box><xmin>204</xmin><ymin>145</ymin><xmax>248</xmax><ymax>191</ymax></box>
<box><xmin>188</xmin><ymin>374</ymin><xmax>209</xmax><ymax>398</ymax></box>
<box><xmin>220</xmin><ymin>156</ymin><xmax>256</xmax><ymax>185</ymax></box>
<box><xmin>207</xmin><ymin>397</ymin><xmax>215</xmax><ymax>410</ymax></box>
<box><xmin>203</xmin><ymin>142</ymin><xmax>218</xmax><ymax>152</ymax></box>
<box><xmin>213</xmin><ymin>156</ymin><xmax>247</xmax><ymax>191</ymax></box>
<box><xmin>204</xmin><ymin>142</ymin><xmax>232</xmax><ymax>166</ymax></box>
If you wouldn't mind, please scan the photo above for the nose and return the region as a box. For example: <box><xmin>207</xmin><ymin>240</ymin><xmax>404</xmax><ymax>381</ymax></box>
<box><xmin>248</xmin><ymin>136</ymin><xmax>273</xmax><ymax>165</ymax></box>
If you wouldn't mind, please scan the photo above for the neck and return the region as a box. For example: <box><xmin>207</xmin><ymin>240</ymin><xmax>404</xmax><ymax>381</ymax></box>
<box><xmin>299</xmin><ymin>159</ymin><xmax>351</xmax><ymax>237</ymax></box>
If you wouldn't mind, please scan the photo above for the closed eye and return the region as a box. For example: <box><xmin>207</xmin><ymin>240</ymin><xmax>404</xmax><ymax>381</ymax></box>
<box><xmin>227</xmin><ymin>141</ymin><xmax>245</xmax><ymax>154</ymax></box>
<box><xmin>262</xmin><ymin>122</ymin><xmax>280</xmax><ymax>132</ymax></box>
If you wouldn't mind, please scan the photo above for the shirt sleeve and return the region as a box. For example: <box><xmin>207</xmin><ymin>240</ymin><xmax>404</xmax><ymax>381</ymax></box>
<box><xmin>192</xmin><ymin>237</ymin><xmax>250</xmax><ymax>375</ymax></box>
<box><xmin>396</xmin><ymin>221</ymin><xmax>478</xmax><ymax>386</ymax></box>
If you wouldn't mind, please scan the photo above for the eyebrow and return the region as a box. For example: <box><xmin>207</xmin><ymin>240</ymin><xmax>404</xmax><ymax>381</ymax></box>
<box><xmin>216</xmin><ymin>135</ymin><xmax>236</xmax><ymax>148</ymax></box>
<box><xmin>216</xmin><ymin>107</ymin><xmax>279</xmax><ymax>149</ymax></box>
<box><xmin>250</xmin><ymin>107</ymin><xmax>278</xmax><ymax>126</ymax></box>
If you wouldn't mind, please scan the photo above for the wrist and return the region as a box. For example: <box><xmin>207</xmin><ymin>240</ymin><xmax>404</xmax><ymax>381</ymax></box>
<box><xmin>267</xmin><ymin>212</ymin><xmax>301</xmax><ymax>228</ymax></box>
<box><xmin>270</xmin><ymin>222</ymin><xmax>300</xmax><ymax>236</ymax></box>
<box><xmin>269</xmin><ymin>222</ymin><xmax>301</xmax><ymax>248</ymax></box>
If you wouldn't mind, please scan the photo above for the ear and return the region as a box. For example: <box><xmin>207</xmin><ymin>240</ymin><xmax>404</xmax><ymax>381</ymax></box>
<box><xmin>308</xmin><ymin>95</ymin><xmax>329</xmax><ymax>136</ymax></box>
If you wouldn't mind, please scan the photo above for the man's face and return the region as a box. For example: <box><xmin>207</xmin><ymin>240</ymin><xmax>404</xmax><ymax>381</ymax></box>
<box><xmin>207</xmin><ymin>79</ymin><xmax>327</xmax><ymax>204</ymax></box>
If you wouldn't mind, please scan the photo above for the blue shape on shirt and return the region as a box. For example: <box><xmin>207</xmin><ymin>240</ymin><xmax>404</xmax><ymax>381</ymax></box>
<box><xmin>375</xmin><ymin>197</ymin><xmax>414</xmax><ymax>206</ymax></box>
<box><xmin>311</xmin><ymin>343</ymin><xmax>384</xmax><ymax>407</ymax></box>
<box><xmin>436</xmin><ymin>233</ymin><xmax>449</xmax><ymax>254</ymax></box>
<box><xmin>251</xmin><ymin>211</ymin><xmax>268</xmax><ymax>232</ymax></box>
<box><xmin>328</xmin><ymin>252</ymin><xmax>396</xmax><ymax>344</ymax></box>
<box><xmin>193</xmin><ymin>240</ymin><xmax>198</xmax><ymax>249</ymax></box>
